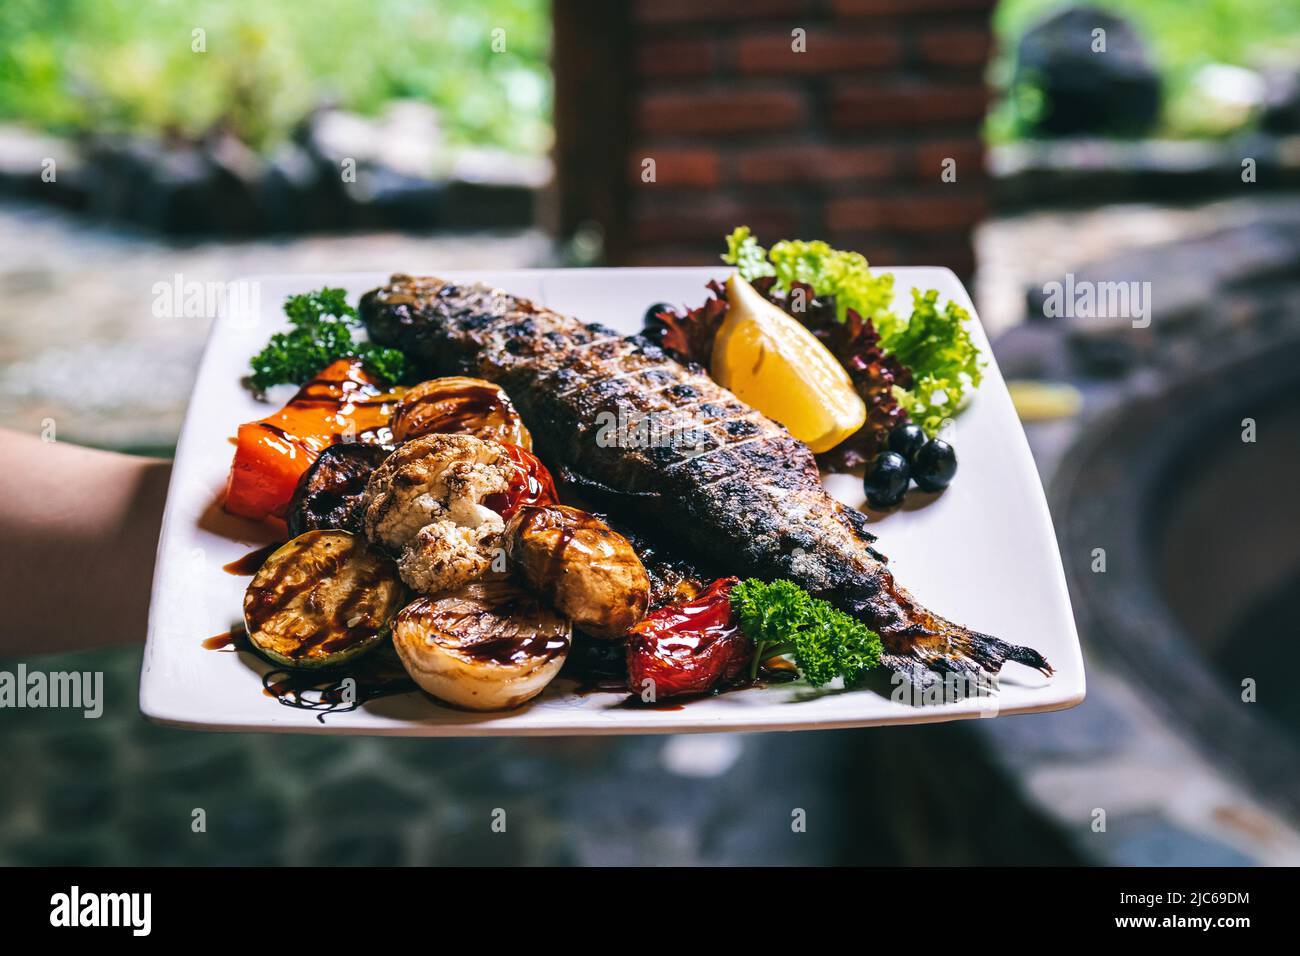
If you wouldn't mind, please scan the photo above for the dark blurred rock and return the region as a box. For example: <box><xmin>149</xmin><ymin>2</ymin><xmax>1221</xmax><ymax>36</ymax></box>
<box><xmin>82</xmin><ymin>133</ymin><xmax>262</xmax><ymax>235</ymax></box>
<box><xmin>346</xmin><ymin>167</ymin><xmax>444</xmax><ymax>231</ymax></box>
<box><xmin>441</xmin><ymin>180</ymin><xmax>535</xmax><ymax>229</ymax></box>
<box><xmin>260</xmin><ymin>141</ymin><xmax>339</xmax><ymax>233</ymax></box>
<box><xmin>202</xmin><ymin>130</ymin><xmax>264</xmax><ymax>235</ymax></box>
<box><xmin>1016</xmin><ymin>6</ymin><xmax>1161</xmax><ymax>137</ymax></box>
<box><xmin>4</xmin><ymin>102</ymin><xmax>543</xmax><ymax>237</ymax></box>
<box><xmin>84</xmin><ymin>134</ymin><xmax>164</xmax><ymax>225</ymax></box>
<box><xmin>0</xmin><ymin>124</ymin><xmax>88</xmax><ymax>209</ymax></box>
<box><xmin>443</xmin><ymin>148</ymin><xmax>550</xmax><ymax>229</ymax></box>
<box><xmin>1261</xmin><ymin>69</ymin><xmax>1300</xmax><ymax>134</ymax></box>
<box><xmin>142</xmin><ymin>143</ymin><xmax>216</xmax><ymax>234</ymax></box>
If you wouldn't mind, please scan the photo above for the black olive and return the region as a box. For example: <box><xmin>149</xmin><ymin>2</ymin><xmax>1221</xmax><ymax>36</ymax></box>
<box><xmin>864</xmin><ymin>451</ymin><xmax>910</xmax><ymax>509</ymax></box>
<box><xmin>886</xmin><ymin>423</ymin><xmax>927</xmax><ymax>462</ymax></box>
<box><xmin>644</xmin><ymin>302</ymin><xmax>676</xmax><ymax>325</ymax></box>
<box><xmin>912</xmin><ymin>439</ymin><xmax>957</xmax><ymax>492</ymax></box>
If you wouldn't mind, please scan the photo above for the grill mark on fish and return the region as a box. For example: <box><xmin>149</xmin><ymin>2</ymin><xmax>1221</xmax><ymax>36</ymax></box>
<box><xmin>361</xmin><ymin>274</ymin><xmax>1053</xmax><ymax>691</ymax></box>
<box><xmin>666</xmin><ymin>434</ymin><xmax>773</xmax><ymax>474</ymax></box>
<box><xmin>553</xmin><ymin>361</ymin><xmax>673</xmax><ymax>399</ymax></box>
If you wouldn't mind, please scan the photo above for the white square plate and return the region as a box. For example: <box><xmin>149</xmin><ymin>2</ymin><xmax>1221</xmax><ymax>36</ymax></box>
<box><xmin>141</xmin><ymin>267</ymin><xmax>1084</xmax><ymax>735</ymax></box>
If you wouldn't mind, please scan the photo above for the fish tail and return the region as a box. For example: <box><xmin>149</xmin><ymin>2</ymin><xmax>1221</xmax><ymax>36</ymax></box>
<box><xmin>866</xmin><ymin>590</ymin><xmax>1053</xmax><ymax>696</ymax></box>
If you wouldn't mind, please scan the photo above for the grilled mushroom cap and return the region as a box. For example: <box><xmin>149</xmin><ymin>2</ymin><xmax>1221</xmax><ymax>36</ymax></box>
<box><xmin>506</xmin><ymin>504</ymin><xmax>651</xmax><ymax>639</ymax></box>
<box><xmin>391</xmin><ymin>376</ymin><xmax>532</xmax><ymax>449</ymax></box>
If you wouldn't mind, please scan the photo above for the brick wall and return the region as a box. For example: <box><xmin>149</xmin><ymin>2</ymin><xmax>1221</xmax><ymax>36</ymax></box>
<box><xmin>553</xmin><ymin>0</ymin><xmax>995</xmax><ymax>277</ymax></box>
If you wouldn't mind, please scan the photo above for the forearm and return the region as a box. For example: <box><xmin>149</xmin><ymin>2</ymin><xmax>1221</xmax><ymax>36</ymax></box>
<box><xmin>0</xmin><ymin>429</ymin><xmax>171</xmax><ymax>655</ymax></box>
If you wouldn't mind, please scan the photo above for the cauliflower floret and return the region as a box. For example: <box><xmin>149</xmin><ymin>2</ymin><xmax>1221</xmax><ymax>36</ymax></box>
<box><xmin>362</xmin><ymin>433</ymin><xmax>512</xmax><ymax>593</ymax></box>
<box><xmin>398</xmin><ymin>514</ymin><xmax>504</xmax><ymax>594</ymax></box>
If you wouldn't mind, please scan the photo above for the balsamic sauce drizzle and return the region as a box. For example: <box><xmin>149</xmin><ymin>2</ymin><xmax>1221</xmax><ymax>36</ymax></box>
<box><xmin>260</xmin><ymin>664</ymin><xmax>416</xmax><ymax>723</ymax></box>
<box><xmin>221</xmin><ymin>542</ymin><xmax>284</xmax><ymax>575</ymax></box>
<box><xmin>203</xmin><ymin>625</ymin><xmax>415</xmax><ymax>723</ymax></box>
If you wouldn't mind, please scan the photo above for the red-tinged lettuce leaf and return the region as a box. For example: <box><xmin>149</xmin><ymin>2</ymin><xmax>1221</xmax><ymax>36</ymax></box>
<box><xmin>641</xmin><ymin>277</ymin><xmax>912</xmax><ymax>469</ymax></box>
<box><xmin>780</xmin><ymin>282</ymin><xmax>911</xmax><ymax>469</ymax></box>
<box><xmin>641</xmin><ymin>279</ymin><xmax>728</xmax><ymax>365</ymax></box>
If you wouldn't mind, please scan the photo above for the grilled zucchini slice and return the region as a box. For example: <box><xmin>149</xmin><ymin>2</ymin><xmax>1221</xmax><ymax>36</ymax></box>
<box><xmin>243</xmin><ymin>530</ymin><xmax>404</xmax><ymax>669</ymax></box>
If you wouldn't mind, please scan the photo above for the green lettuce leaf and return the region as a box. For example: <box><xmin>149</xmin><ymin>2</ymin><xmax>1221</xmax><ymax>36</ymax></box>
<box><xmin>880</xmin><ymin>289</ymin><xmax>983</xmax><ymax>435</ymax></box>
<box><xmin>722</xmin><ymin>226</ymin><xmax>893</xmax><ymax>325</ymax></box>
<box><xmin>720</xmin><ymin>227</ymin><xmax>983</xmax><ymax>437</ymax></box>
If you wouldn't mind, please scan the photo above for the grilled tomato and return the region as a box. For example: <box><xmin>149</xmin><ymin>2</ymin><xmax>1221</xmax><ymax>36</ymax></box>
<box><xmin>225</xmin><ymin>358</ymin><xmax>401</xmax><ymax>523</ymax></box>
<box><xmin>392</xmin><ymin>582</ymin><xmax>571</xmax><ymax>711</ymax></box>
<box><xmin>391</xmin><ymin>376</ymin><xmax>533</xmax><ymax>449</ymax></box>
<box><xmin>243</xmin><ymin>530</ymin><xmax>405</xmax><ymax>669</ymax></box>
<box><xmin>506</xmin><ymin>504</ymin><xmax>651</xmax><ymax>639</ymax></box>
<box><xmin>711</xmin><ymin>273</ymin><xmax>866</xmax><ymax>453</ymax></box>
<box><xmin>487</xmin><ymin>443</ymin><xmax>559</xmax><ymax>521</ymax></box>
<box><xmin>625</xmin><ymin>577</ymin><xmax>752</xmax><ymax>699</ymax></box>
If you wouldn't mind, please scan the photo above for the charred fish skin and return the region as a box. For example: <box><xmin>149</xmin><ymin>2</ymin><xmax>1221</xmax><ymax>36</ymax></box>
<box><xmin>361</xmin><ymin>275</ymin><xmax>1053</xmax><ymax>691</ymax></box>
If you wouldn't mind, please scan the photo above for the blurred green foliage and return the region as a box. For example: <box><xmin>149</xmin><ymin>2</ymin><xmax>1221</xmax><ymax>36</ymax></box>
<box><xmin>989</xmin><ymin>0</ymin><xmax>1300</xmax><ymax>140</ymax></box>
<box><xmin>0</xmin><ymin>0</ymin><xmax>551</xmax><ymax>154</ymax></box>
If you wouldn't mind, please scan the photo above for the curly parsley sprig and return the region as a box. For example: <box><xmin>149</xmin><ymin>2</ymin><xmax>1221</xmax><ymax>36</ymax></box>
<box><xmin>730</xmin><ymin>578</ymin><xmax>882</xmax><ymax>687</ymax></box>
<box><xmin>248</xmin><ymin>287</ymin><xmax>406</xmax><ymax>391</ymax></box>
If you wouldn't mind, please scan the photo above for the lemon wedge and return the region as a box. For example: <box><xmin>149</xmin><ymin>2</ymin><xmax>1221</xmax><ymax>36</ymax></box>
<box><xmin>711</xmin><ymin>273</ymin><xmax>866</xmax><ymax>453</ymax></box>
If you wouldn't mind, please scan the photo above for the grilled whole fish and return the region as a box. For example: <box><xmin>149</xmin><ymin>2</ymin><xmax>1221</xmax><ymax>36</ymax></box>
<box><xmin>361</xmin><ymin>275</ymin><xmax>1053</xmax><ymax>690</ymax></box>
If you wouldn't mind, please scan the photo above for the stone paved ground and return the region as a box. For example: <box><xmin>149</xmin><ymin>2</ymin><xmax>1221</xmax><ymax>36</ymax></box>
<box><xmin>0</xmin><ymin>643</ymin><xmax>874</xmax><ymax>866</ymax></box>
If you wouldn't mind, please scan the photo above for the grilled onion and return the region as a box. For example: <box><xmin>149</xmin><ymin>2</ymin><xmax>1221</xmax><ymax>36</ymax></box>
<box><xmin>392</xmin><ymin>582</ymin><xmax>571</xmax><ymax>711</ymax></box>
<box><xmin>391</xmin><ymin>376</ymin><xmax>532</xmax><ymax>449</ymax></box>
